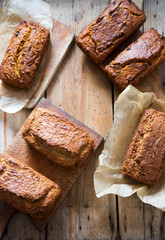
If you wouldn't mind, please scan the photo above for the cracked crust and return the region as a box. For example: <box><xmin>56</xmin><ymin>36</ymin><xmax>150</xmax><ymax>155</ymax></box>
<box><xmin>0</xmin><ymin>153</ymin><xmax>60</xmax><ymax>220</ymax></box>
<box><xmin>105</xmin><ymin>28</ymin><xmax>165</xmax><ymax>90</ymax></box>
<box><xmin>0</xmin><ymin>21</ymin><xmax>50</xmax><ymax>89</ymax></box>
<box><xmin>121</xmin><ymin>109</ymin><xmax>165</xmax><ymax>186</ymax></box>
<box><xmin>22</xmin><ymin>107</ymin><xmax>94</xmax><ymax>168</ymax></box>
<box><xmin>76</xmin><ymin>0</ymin><xmax>146</xmax><ymax>64</ymax></box>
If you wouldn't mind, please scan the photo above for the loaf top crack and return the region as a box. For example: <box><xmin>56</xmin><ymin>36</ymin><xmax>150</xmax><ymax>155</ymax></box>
<box><xmin>0</xmin><ymin>21</ymin><xmax>50</xmax><ymax>88</ymax></box>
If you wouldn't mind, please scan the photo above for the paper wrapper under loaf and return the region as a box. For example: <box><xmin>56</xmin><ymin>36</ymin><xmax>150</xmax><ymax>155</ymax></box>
<box><xmin>94</xmin><ymin>85</ymin><xmax>165</xmax><ymax>211</ymax></box>
<box><xmin>0</xmin><ymin>0</ymin><xmax>53</xmax><ymax>113</ymax></box>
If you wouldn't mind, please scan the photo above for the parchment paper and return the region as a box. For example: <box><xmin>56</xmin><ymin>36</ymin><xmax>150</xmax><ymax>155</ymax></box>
<box><xmin>0</xmin><ymin>0</ymin><xmax>53</xmax><ymax>113</ymax></box>
<box><xmin>94</xmin><ymin>86</ymin><xmax>165</xmax><ymax>211</ymax></box>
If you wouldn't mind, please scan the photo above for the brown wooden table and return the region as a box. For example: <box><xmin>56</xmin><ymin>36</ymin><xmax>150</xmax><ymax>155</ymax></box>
<box><xmin>1</xmin><ymin>0</ymin><xmax>165</xmax><ymax>239</ymax></box>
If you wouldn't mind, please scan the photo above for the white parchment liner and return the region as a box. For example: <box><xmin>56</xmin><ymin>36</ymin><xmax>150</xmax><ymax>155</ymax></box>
<box><xmin>94</xmin><ymin>85</ymin><xmax>165</xmax><ymax>211</ymax></box>
<box><xmin>0</xmin><ymin>0</ymin><xmax>53</xmax><ymax>113</ymax></box>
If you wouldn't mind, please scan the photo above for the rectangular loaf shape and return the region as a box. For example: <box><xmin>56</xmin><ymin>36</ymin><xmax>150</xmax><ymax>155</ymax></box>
<box><xmin>0</xmin><ymin>153</ymin><xmax>60</xmax><ymax>220</ymax></box>
<box><xmin>76</xmin><ymin>0</ymin><xmax>146</xmax><ymax>64</ymax></box>
<box><xmin>0</xmin><ymin>21</ymin><xmax>50</xmax><ymax>88</ymax></box>
<box><xmin>121</xmin><ymin>109</ymin><xmax>165</xmax><ymax>186</ymax></box>
<box><xmin>22</xmin><ymin>107</ymin><xmax>94</xmax><ymax>168</ymax></box>
<box><xmin>105</xmin><ymin>28</ymin><xmax>165</xmax><ymax>90</ymax></box>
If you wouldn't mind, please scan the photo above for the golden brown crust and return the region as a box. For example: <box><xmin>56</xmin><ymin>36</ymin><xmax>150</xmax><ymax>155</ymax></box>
<box><xmin>105</xmin><ymin>28</ymin><xmax>165</xmax><ymax>90</ymax></box>
<box><xmin>22</xmin><ymin>107</ymin><xmax>93</xmax><ymax>168</ymax></box>
<box><xmin>0</xmin><ymin>153</ymin><xmax>60</xmax><ymax>220</ymax></box>
<box><xmin>121</xmin><ymin>109</ymin><xmax>165</xmax><ymax>186</ymax></box>
<box><xmin>76</xmin><ymin>0</ymin><xmax>146</xmax><ymax>64</ymax></box>
<box><xmin>0</xmin><ymin>21</ymin><xmax>50</xmax><ymax>89</ymax></box>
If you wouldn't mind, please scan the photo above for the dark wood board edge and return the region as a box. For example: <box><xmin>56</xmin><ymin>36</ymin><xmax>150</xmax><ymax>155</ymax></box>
<box><xmin>0</xmin><ymin>203</ymin><xmax>17</xmax><ymax>240</ymax></box>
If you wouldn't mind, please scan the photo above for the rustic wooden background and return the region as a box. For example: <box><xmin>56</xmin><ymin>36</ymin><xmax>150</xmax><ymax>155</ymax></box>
<box><xmin>1</xmin><ymin>0</ymin><xmax>165</xmax><ymax>239</ymax></box>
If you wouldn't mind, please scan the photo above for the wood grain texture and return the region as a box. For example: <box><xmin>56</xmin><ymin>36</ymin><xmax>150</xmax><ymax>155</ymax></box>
<box><xmin>2</xmin><ymin>0</ymin><xmax>165</xmax><ymax>240</ymax></box>
<box><xmin>46</xmin><ymin>0</ymin><xmax>117</xmax><ymax>240</ymax></box>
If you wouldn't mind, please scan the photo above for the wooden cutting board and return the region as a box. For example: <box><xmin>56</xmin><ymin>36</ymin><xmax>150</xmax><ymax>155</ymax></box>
<box><xmin>0</xmin><ymin>98</ymin><xmax>104</xmax><ymax>237</ymax></box>
<box><xmin>25</xmin><ymin>19</ymin><xmax>74</xmax><ymax>108</ymax></box>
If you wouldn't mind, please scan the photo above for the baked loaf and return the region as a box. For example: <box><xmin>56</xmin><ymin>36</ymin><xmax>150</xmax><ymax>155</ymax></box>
<box><xmin>76</xmin><ymin>0</ymin><xmax>146</xmax><ymax>64</ymax></box>
<box><xmin>0</xmin><ymin>153</ymin><xmax>60</xmax><ymax>220</ymax></box>
<box><xmin>22</xmin><ymin>107</ymin><xmax>93</xmax><ymax>168</ymax></box>
<box><xmin>0</xmin><ymin>21</ymin><xmax>50</xmax><ymax>88</ymax></box>
<box><xmin>121</xmin><ymin>109</ymin><xmax>165</xmax><ymax>186</ymax></box>
<box><xmin>105</xmin><ymin>28</ymin><xmax>165</xmax><ymax>90</ymax></box>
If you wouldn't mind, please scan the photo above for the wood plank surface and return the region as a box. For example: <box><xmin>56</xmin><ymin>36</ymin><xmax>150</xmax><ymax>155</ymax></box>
<box><xmin>45</xmin><ymin>1</ymin><xmax>117</xmax><ymax>240</ymax></box>
<box><xmin>1</xmin><ymin>0</ymin><xmax>165</xmax><ymax>240</ymax></box>
<box><xmin>1</xmin><ymin>0</ymin><xmax>117</xmax><ymax>239</ymax></box>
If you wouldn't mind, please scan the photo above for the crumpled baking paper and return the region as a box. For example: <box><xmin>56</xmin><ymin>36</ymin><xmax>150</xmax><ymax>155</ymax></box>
<box><xmin>132</xmin><ymin>0</ymin><xmax>143</xmax><ymax>9</ymax></box>
<box><xmin>94</xmin><ymin>85</ymin><xmax>165</xmax><ymax>211</ymax></box>
<box><xmin>0</xmin><ymin>0</ymin><xmax>53</xmax><ymax>113</ymax></box>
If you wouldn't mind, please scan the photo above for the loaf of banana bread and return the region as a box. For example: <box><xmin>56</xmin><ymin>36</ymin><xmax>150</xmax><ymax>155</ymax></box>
<box><xmin>0</xmin><ymin>21</ymin><xmax>50</xmax><ymax>88</ymax></box>
<box><xmin>76</xmin><ymin>0</ymin><xmax>146</xmax><ymax>64</ymax></box>
<box><xmin>22</xmin><ymin>107</ymin><xmax>93</xmax><ymax>168</ymax></box>
<box><xmin>0</xmin><ymin>153</ymin><xmax>60</xmax><ymax>220</ymax></box>
<box><xmin>121</xmin><ymin>109</ymin><xmax>165</xmax><ymax>186</ymax></box>
<box><xmin>105</xmin><ymin>28</ymin><xmax>165</xmax><ymax>90</ymax></box>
